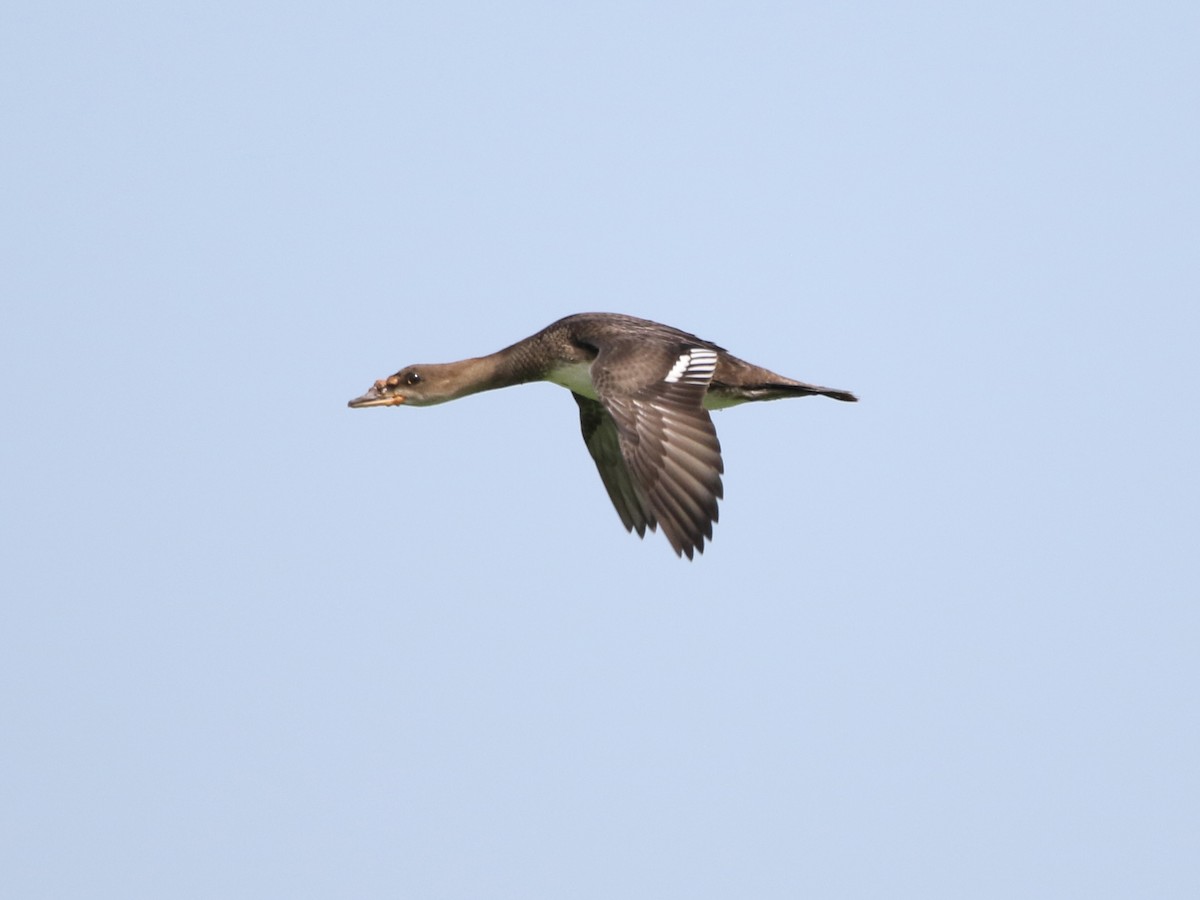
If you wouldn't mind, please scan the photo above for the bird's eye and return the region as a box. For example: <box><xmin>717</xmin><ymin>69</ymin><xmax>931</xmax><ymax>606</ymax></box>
<box><xmin>405</xmin><ymin>371</ymin><xmax>422</xmax><ymax>386</ymax></box>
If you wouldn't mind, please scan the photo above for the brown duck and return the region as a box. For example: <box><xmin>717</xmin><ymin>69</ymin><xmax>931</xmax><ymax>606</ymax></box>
<box><xmin>349</xmin><ymin>313</ymin><xmax>856</xmax><ymax>558</ymax></box>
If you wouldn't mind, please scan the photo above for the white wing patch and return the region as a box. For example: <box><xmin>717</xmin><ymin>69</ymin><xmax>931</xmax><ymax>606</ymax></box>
<box><xmin>664</xmin><ymin>348</ymin><xmax>718</xmax><ymax>385</ymax></box>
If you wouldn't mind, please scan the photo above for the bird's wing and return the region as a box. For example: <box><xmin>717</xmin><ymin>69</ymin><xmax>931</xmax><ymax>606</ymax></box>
<box><xmin>574</xmin><ymin>344</ymin><xmax>724</xmax><ymax>559</ymax></box>
<box><xmin>574</xmin><ymin>393</ymin><xmax>654</xmax><ymax>538</ymax></box>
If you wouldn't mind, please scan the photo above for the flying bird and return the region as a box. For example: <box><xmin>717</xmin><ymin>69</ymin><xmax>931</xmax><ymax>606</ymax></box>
<box><xmin>349</xmin><ymin>313</ymin><xmax>856</xmax><ymax>558</ymax></box>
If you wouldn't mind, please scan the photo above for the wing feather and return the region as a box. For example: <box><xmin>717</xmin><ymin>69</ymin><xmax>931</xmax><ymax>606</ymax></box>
<box><xmin>577</xmin><ymin>346</ymin><xmax>724</xmax><ymax>558</ymax></box>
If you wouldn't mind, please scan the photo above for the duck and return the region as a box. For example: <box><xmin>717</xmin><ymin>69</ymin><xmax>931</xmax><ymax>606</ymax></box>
<box><xmin>348</xmin><ymin>313</ymin><xmax>856</xmax><ymax>558</ymax></box>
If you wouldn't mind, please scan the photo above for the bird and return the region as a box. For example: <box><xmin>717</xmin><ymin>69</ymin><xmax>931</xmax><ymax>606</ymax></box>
<box><xmin>348</xmin><ymin>313</ymin><xmax>856</xmax><ymax>558</ymax></box>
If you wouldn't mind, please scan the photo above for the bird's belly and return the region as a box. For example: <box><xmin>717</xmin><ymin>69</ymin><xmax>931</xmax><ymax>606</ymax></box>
<box><xmin>545</xmin><ymin>360</ymin><xmax>599</xmax><ymax>400</ymax></box>
<box><xmin>703</xmin><ymin>386</ymin><xmax>750</xmax><ymax>410</ymax></box>
<box><xmin>703</xmin><ymin>393</ymin><xmax>743</xmax><ymax>410</ymax></box>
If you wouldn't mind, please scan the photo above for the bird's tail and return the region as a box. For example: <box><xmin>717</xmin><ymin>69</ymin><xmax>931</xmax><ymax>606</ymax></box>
<box><xmin>766</xmin><ymin>381</ymin><xmax>858</xmax><ymax>403</ymax></box>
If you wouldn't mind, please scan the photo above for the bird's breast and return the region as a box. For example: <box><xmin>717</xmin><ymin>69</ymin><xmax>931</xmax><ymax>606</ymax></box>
<box><xmin>545</xmin><ymin>360</ymin><xmax>600</xmax><ymax>400</ymax></box>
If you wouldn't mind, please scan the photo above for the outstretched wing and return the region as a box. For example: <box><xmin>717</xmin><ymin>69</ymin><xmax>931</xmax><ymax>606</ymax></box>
<box><xmin>574</xmin><ymin>345</ymin><xmax>724</xmax><ymax>559</ymax></box>
<box><xmin>574</xmin><ymin>394</ymin><xmax>654</xmax><ymax>538</ymax></box>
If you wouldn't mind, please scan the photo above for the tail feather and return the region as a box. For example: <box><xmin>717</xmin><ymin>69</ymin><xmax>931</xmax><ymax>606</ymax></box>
<box><xmin>816</xmin><ymin>387</ymin><xmax>858</xmax><ymax>403</ymax></box>
<box><xmin>769</xmin><ymin>382</ymin><xmax>858</xmax><ymax>403</ymax></box>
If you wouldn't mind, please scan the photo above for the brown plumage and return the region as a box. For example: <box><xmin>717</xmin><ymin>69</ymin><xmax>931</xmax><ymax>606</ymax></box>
<box><xmin>349</xmin><ymin>313</ymin><xmax>856</xmax><ymax>558</ymax></box>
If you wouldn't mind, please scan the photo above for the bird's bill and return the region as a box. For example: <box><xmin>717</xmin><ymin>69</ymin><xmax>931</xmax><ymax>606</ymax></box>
<box><xmin>347</xmin><ymin>386</ymin><xmax>405</xmax><ymax>408</ymax></box>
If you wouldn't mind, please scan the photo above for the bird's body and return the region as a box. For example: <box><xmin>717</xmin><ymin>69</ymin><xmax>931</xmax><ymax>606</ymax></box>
<box><xmin>349</xmin><ymin>313</ymin><xmax>856</xmax><ymax>558</ymax></box>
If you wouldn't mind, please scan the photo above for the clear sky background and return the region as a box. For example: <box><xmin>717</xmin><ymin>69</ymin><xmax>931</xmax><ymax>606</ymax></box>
<box><xmin>3</xmin><ymin>2</ymin><xmax>1198</xmax><ymax>897</ymax></box>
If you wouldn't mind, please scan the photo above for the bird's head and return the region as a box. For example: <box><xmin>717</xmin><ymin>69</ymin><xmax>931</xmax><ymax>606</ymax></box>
<box><xmin>347</xmin><ymin>362</ymin><xmax>477</xmax><ymax>408</ymax></box>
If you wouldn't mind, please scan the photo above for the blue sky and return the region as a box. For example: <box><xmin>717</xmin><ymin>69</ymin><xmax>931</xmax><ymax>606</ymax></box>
<box><xmin>3</xmin><ymin>2</ymin><xmax>1198</xmax><ymax>897</ymax></box>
